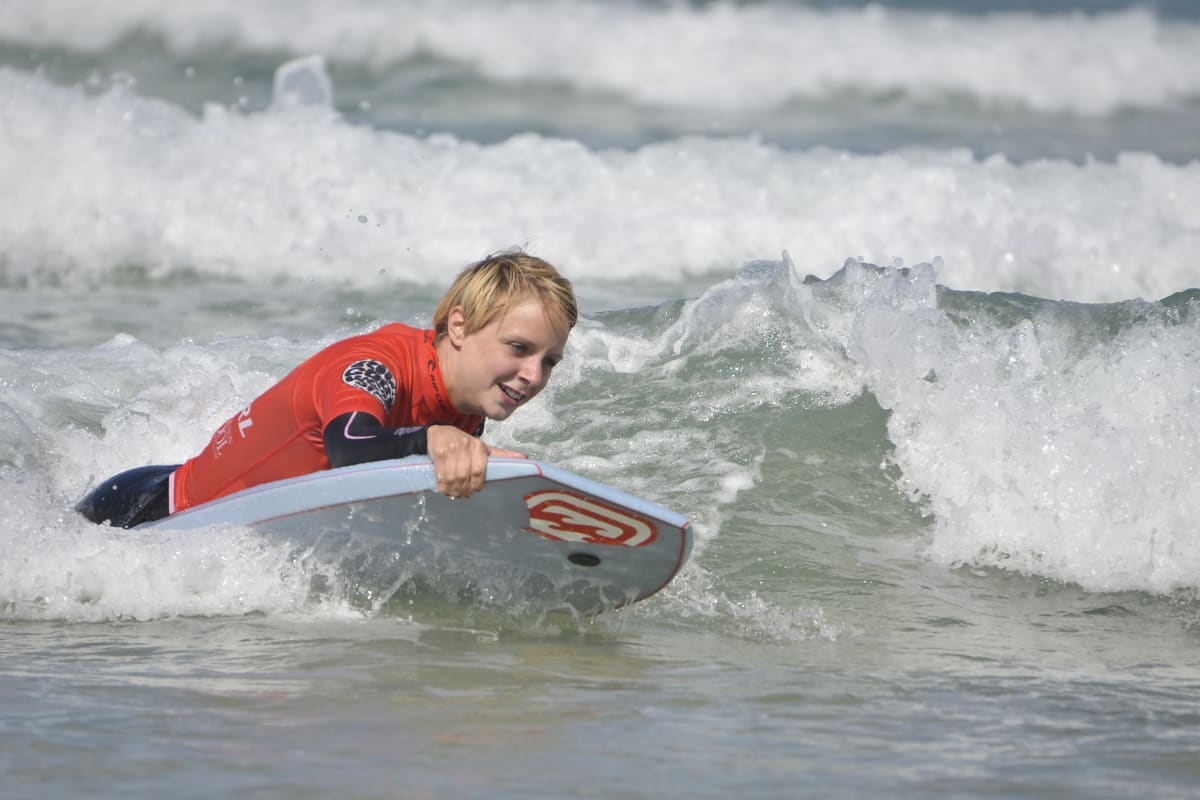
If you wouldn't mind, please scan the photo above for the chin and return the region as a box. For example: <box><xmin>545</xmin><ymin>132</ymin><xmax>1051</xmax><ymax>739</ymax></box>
<box><xmin>486</xmin><ymin>406</ymin><xmax>517</xmax><ymax>421</ymax></box>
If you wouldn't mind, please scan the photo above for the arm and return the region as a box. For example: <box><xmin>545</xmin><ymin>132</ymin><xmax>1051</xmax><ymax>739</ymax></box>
<box><xmin>322</xmin><ymin>411</ymin><xmax>523</xmax><ymax>497</ymax></box>
<box><xmin>322</xmin><ymin>410</ymin><xmax>431</xmax><ymax>468</ymax></box>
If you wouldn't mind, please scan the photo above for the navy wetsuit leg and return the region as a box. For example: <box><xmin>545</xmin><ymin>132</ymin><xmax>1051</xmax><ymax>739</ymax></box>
<box><xmin>76</xmin><ymin>465</ymin><xmax>180</xmax><ymax>529</ymax></box>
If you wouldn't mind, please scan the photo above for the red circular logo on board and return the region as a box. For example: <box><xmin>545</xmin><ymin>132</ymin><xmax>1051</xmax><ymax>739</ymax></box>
<box><xmin>524</xmin><ymin>489</ymin><xmax>658</xmax><ymax>547</ymax></box>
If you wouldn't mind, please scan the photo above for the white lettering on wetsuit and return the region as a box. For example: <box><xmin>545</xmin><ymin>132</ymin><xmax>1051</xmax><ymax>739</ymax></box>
<box><xmin>213</xmin><ymin>404</ymin><xmax>253</xmax><ymax>459</ymax></box>
<box><xmin>212</xmin><ymin>422</ymin><xmax>232</xmax><ymax>458</ymax></box>
<box><xmin>236</xmin><ymin>405</ymin><xmax>253</xmax><ymax>437</ymax></box>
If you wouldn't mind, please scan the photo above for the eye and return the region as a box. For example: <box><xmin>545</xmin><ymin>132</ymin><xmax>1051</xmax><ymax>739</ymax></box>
<box><xmin>509</xmin><ymin>341</ymin><xmax>528</xmax><ymax>355</ymax></box>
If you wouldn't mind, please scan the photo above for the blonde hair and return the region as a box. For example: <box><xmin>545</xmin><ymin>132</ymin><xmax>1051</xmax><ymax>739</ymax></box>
<box><xmin>433</xmin><ymin>253</ymin><xmax>577</xmax><ymax>343</ymax></box>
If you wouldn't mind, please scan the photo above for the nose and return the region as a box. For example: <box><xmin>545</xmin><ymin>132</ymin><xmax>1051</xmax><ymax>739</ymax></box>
<box><xmin>517</xmin><ymin>357</ymin><xmax>544</xmax><ymax>389</ymax></box>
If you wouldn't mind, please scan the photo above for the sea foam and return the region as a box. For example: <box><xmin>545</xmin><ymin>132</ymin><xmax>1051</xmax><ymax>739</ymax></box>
<box><xmin>3</xmin><ymin>0</ymin><xmax>1199</xmax><ymax>115</ymax></box>
<box><xmin>804</xmin><ymin>258</ymin><xmax>1200</xmax><ymax>594</ymax></box>
<box><xmin>2</xmin><ymin>64</ymin><xmax>1197</xmax><ymax>303</ymax></box>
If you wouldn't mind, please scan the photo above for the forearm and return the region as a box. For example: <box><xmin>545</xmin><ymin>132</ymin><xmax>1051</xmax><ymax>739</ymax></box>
<box><xmin>323</xmin><ymin>411</ymin><xmax>433</xmax><ymax>468</ymax></box>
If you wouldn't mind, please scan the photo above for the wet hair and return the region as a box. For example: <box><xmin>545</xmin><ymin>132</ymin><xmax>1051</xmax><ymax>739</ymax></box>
<box><xmin>433</xmin><ymin>252</ymin><xmax>578</xmax><ymax>343</ymax></box>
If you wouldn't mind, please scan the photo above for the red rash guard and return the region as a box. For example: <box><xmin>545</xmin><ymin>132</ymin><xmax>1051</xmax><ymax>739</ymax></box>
<box><xmin>169</xmin><ymin>324</ymin><xmax>482</xmax><ymax>513</ymax></box>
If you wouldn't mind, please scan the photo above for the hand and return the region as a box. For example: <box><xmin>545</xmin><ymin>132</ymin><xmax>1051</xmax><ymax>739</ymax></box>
<box><xmin>426</xmin><ymin>426</ymin><xmax>525</xmax><ymax>498</ymax></box>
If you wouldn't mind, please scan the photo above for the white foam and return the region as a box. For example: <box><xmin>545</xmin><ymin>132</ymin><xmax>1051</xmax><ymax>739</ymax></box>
<box><xmin>3</xmin><ymin>67</ymin><xmax>1197</xmax><ymax>302</ymax></box>
<box><xmin>647</xmin><ymin>561</ymin><xmax>852</xmax><ymax>643</ymax></box>
<box><xmin>3</xmin><ymin>0</ymin><xmax>1198</xmax><ymax>114</ymax></box>
<box><xmin>0</xmin><ymin>507</ymin><xmax>319</xmax><ymax>622</ymax></box>
<box><xmin>0</xmin><ymin>330</ymin><xmax>392</xmax><ymax>622</ymax></box>
<box><xmin>800</xmin><ymin>258</ymin><xmax>1200</xmax><ymax>594</ymax></box>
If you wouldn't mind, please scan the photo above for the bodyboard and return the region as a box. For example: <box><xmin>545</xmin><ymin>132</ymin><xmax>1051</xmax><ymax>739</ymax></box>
<box><xmin>143</xmin><ymin>457</ymin><xmax>693</xmax><ymax>615</ymax></box>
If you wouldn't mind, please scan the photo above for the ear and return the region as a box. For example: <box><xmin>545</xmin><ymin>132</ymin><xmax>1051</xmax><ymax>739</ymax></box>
<box><xmin>446</xmin><ymin>306</ymin><xmax>468</xmax><ymax>348</ymax></box>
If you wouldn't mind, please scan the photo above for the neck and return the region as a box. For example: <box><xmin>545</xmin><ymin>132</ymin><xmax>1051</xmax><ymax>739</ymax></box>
<box><xmin>433</xmin><ymin>334</ymin><xmax>462</xmax><ymax>410</ymax></box>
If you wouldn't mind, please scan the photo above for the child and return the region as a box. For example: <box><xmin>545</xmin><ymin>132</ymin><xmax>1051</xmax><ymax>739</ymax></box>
<box><xmin>77</xmin><ymin>252</ymin><xmax>577</xmax><ymax>528</ymax></box>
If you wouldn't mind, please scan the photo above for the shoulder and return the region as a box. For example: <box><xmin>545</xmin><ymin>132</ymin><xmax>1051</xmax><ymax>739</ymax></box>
<box><xmin>315</xmin><ymin>323</ymin><xmax>427</xmax><ymax>357</ymax></box>
<box><xmin>299</xmin><ymin>324</ymin><xmax>435</xmax><ymax>381</ymax></box>
<box><xmin>332</xmin><ymin>324</ymin><xmax>438</xmax><ymax>385</ymax></box>
<box><xmin>349</xmin><ymin>323</ymin><xmax>439</xmax><ymax>352</ymax></box>
<box><xmin>369</xmin><ymin>322</ymin><xmax>421</xmax><ymax>338</ymax></box>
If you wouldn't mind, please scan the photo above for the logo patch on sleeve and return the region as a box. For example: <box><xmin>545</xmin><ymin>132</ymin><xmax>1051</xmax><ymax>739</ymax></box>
<box><xmin>342</xmin><ymin>360</ymin><xmax>397</xmax><ymax>412</ymax></box>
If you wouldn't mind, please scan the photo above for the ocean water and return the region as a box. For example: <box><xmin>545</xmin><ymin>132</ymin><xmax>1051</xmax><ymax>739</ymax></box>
<box><xmin>2</xmin><ymin>0</ymin><xmax>1200</xmax><ymax>797</ymax></box>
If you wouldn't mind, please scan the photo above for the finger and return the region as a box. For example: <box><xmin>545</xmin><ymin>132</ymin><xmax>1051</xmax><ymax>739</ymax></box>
<box><xmin>429</xmin><ymin>432</ymin><xmax>463</xmax><ymax>496</ymax></box>
<box><xmin>443</xmin><ymin>438</ymin><xmax>487</xmax><ymax>498</ymax></box>
<box><xmin>469</xmin><ymin>448</ymin><xmax>488</xmax><ymax>495</ymax></box>
<box><xmin>449</xmin><ymin>452</ymin><xmax>473</xmax><ymax>497</ymax></box>
<box><xmin>462</xmin><ymin>438</ymin><xmax>490</xmax><ymax>496</ymax></box>
<box><xmin>486</xmin><ymin>447</ymin><xmax>527</xmax><ymax>459</ymax></box>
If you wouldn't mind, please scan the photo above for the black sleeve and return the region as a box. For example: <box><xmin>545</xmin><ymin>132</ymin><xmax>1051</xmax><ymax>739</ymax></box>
<box><xmin>323</xmin><ymin>411</ymin><xmax>435</xmax><ymax>468</ymax></box>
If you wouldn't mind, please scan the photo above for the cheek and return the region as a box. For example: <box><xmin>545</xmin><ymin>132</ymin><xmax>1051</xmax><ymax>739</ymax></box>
<box><xmin>534</xmin><ymin>366</ymin><xmax>555</xmax><ymax>390</ymax></box>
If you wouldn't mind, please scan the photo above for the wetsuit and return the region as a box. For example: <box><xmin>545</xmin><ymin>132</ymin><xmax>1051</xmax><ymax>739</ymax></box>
<box><xmin>77</xmin><ymin>324</ymin><xmax>483</xmax><ymax>528</ymax></box>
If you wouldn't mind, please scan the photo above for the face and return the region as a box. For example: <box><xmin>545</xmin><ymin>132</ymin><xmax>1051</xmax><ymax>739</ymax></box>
<box><xmin>439</xmin><ymin>297</ymin><xmax>568</xmax><ymax>420</ymax></box>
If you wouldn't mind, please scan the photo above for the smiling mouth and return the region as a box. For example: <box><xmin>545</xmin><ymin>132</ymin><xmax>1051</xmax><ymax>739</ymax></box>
<box><xmin>499</xmin><ymin>384</ymin><xmax>525</xmax><ymax>404</ymax></box>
